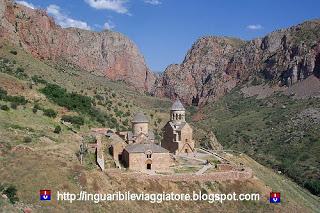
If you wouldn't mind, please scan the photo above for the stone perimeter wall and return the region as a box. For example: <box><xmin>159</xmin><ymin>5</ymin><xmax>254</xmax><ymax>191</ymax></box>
<box><xmin>107</xmin><ymin>168</ymin><xmax>253</xmax><ymax>183</ymax></box>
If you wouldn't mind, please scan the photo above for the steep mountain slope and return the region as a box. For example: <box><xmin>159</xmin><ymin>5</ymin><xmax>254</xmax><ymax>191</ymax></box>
<box><xmin>0</xmin><ymin>0</ymin><xmax>156</xmax><ymax>92</ymax></box>
<box><xmin>1</xmin><ymin>40</ymin><xmax>319</xmax><ymax>213</ymax></box>
<box><xmin>154</xmin><ymin>19</ymin><xmax>320</xmax><ymax>106</ymax></box>
<box><xmin>190</xmin><ymin>84</ymin><xmax>320</xmax><ymax>197</ymax></box>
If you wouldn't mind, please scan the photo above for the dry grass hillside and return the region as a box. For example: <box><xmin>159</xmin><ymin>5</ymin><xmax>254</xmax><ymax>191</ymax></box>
<box><xmin>0</xmin><ymin>41</ymin><xmax>319</xmax><ymax>212</ymax></box>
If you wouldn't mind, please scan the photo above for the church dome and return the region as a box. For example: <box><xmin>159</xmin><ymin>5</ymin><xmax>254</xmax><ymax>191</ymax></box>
<box><xmin>171</xmin><ymin>99</ymin><xmax>185</xmax><ymax>111</ymax></box>
<box><xmin>132</xmin><ymin>112</ymin><xmax>149</xmax><ymax>123</ymax></box>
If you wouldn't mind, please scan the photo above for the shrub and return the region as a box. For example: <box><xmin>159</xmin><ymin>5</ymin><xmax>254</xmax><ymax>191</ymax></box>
<box><xmin>31</xmin><ymin>75</ymin><xmax>47</xmax><ymax>84</ymax></box>
<box><xmin>41</xmin><ymin>84</ymin><xmax>92</xmax><ymax>114</ymax></box>
<box><xmin>3</xmin><ymin>185</ymin><xmax>19</xmax><ymax>204</ymax></box>
<box><xmin>122</xmin><ymin>119</ymin><xmax>129</xmax><ymax>126</ymax></box>
<box><xmin>95</xmin><ymin>94</ymin><xmax>104</xmax><ymax>101</ymax></box>
<box><xmin>6</xmin><ymin>96</ymin><xmax>27</xmax><ymax>105</ymax></box>
<box><xmin>0</xmin><ymin>105</ymin><xmax>9</xmax><ymax>111</ymax></box>
<box><xmin>23</xmin><ymin>136</ymin><xmax>32</xmax><ymax>143</ymax></box>
<box><xmin>10</xmin><ymin>102</ymin><xmax>18</xmax><ymax>109</ymax></box>
<box><xmin>304</xmin><ymin>180</ymin><xmax>320</xmax><ymax>196</ymax></box>
<box><xmin>43</xmin><ymin>108</ymin><xmax>57</xmax><ymax>118</ymax></box>
<box><xmin>54</xmin><ymin>125</ymin><xmax>62</xmax><ymax>134</ymax></box>
<box><xmin>61</xmin><ymin>115</ymin><xmax>84</xmax><ymax>126</ymax></box>
<box><xmin>32</xmin><ymin>107</ymin><xmax>37</xmax><ymax>113</ymax></box>
<box><xmin>9</xmin><ymin>50</ymin><xmax>17</xmax><ymax>55</ymax></box>
<box><xmin>33</xmin><ymin>103</ymin><xmax>41</xmax><ymax>110</ymax></box>
<box><xmin>0</xmin><ymin>87</ymin><xmax>8</xmax><ymax>99</ymax></box>
<box><xmin>0</xmin><ymin>88</ymin><xmax>27</xmax><ymax>105</ymax></box>
<box><xmin>16</xmin><ymin>67</ymin><xmax>24</xmax><ymax>73</ymax></box>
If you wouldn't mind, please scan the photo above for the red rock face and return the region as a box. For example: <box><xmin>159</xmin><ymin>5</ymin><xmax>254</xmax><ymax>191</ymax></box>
<box><xmin>154</xmin><ymin>20</ymin><xmax>320</xmax><ymax>106</ymax></box>
<box><xmin>0</xmin><ymin>0</ymin><xmax>156</xmax><ymax>92</ymax></box>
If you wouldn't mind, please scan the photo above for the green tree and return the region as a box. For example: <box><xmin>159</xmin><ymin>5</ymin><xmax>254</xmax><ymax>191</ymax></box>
<box><xmin>44</xmin><ymin>109</ymin><xmax>57</xmax><ymax>118</ymax></box>
<box><xmin>23</xmin><ymin>136</ymin><xmax>32</xmax><ymax>143</ymax></box>
<box><xmin>0</xmin><ymin>105</ymin><xmax>9</xmax><ymax>111</ymax></box>
<box><xmin>3</xmin><ymin>185</ymin><xmax>19</xmax><ymax>204</ymax></box>
<box><xmin>54</xmin><ymin>125</ymin><xmax>62</xmax><ymax>134</ymax></box>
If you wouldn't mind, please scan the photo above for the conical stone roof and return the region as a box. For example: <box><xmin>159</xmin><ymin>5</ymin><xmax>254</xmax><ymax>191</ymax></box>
<box><xmin>132</xmin><ymin>112</ymin><xmax>149</xmax><ymax>123</ymax></box>
<box><xmin>171</xmin><ymin>99</ymin><xmax>185</xmax><ymax>111</ymax></box>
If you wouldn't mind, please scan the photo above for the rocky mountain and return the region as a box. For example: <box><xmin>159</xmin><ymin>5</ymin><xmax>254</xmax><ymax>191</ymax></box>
<box><xmin>154</xmin><ymin>20</ymin><xmax>320</xmax><ymax>106</ymax></box>
<box><xmin>0</xmin><ymin>0</ymin><xmax>156</xmax><ymax>92</ymax></box>
<box><xmin>1</xmin><ymin>0</ymin><xmax>319</xmax><ymax>106</ymax></box>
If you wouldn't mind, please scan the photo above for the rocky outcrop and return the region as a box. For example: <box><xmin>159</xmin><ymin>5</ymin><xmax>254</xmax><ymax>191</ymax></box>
<box><xmin>0</xmin><ymin>0</ymin><xmax>156</xmax><ymax>91</ymax></box>
<box><xmin>154</xmin><ymin>19</ymin><xmax>320</xmax><ymax>106</ymax></box>
<box><xmin>153</xmin><ymin>37</ymin><xmax>245</xmax><ymax>105</ymax></box>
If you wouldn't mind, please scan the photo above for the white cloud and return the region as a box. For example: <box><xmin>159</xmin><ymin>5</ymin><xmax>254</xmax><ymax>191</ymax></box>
<box><xmin>84</xmin><ymin>0</ymin><xmax>129</xmax><ymax>14</ymax></box>
<box><xmin>246</xmin><ymin>24</ymin><xmax>263</xmax><ymax>30</ymax></box>
<box><xmin>103</xmin><ymin>20</ymin><xmax>115</xmax><ymax>30</ymax></box>
<box><xmin>16</xmin><ymin>1</ymin><xmax>35</xmax><ymax>9</ymax></box>
<box><xmin>144</xmin><ymin>0</ymin><xmax>161</xmax><ymax>5</ymax></box>
<box><xmin>46</xmin><ymin>5</ymin><xmax>91</xmax><ymax>30</ymax></box>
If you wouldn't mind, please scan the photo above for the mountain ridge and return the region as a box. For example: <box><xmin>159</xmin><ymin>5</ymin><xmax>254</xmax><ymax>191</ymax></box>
<box><xmin>1</xmin><ymin>1</ymin><xmax>320</xmax><ymax>106</ymax></box>
<box><xmin>0</xmin><ymin>0</ymin><xmax>156</xmax><ymax>92</ymax></box>
<box><xmin>153</xmin><ymin>19</ymin><xmax>320</xmax><ymax>106</ymax></box>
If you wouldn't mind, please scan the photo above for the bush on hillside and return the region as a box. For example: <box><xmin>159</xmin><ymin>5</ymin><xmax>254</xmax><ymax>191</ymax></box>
<box><xmin>31</xmin><ymin>75</ymin><xmax>48</xmax><ymax>84</ymax></box>
<box><xmin>6</xmin><ymin>96</ymin><xmax>27</xmax><ymax>105</ymax></box>
<box><xmin>3</xmin><ymin>185</ymin><xmax>19</xmax><ymax>204</ymax></box>
<box><xmin>43</xmin><ymin>108</ymin><xmax>57</xmax><ymax>118</ymax></box>
<box><xmin>32</xmin><ymin>107</ymin><xmax>37</xmax><ymax>114</ymax></box>
<box><xmin>61</xmin><ymin>115</ymin><xmax>84</xmax><ymax>126</ymax></box>
<box><xmin>41</xmin><ymin>84</ymin><xmax>92</xmax><ymax>114</ymax></box>
<box><xmin>0</xmin><ymin>87</ymin><xmax>8</xmax><ymax>99</ymax></box>
<box><xmin>304</xmin><ymin>180</ymin><xmax>320</xmax><ymax>196</ymax></box>
<box><xmin>0</xmin><ymin>105</ymin><xmax>9</xmax><ymax>111</ymax></box>
<box><xmin>10</xmin><ymin>102</ymin><xmax>18</xmax><ymax>109</ymax></box>
<box><xmin>0</xmin><ymin>88</ymin><xmax>27</xmax><ymax>105</ymax></box>
<box><xmin>54</xmin><ymin>125</ymin><xmax>62</xmax><ymax>134</ymax></box>
<box><xmin>9</xmin><ymin>50</ymin><xmax>17</xmax><ymax>55</ymax></box>
<box><xmin>23</xmin><ymin>136</ymin><xmax>32</xmax><ymax>143</ymax></box>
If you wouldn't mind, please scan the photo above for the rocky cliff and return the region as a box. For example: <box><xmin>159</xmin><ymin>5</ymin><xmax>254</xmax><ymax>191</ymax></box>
<box><xmin>0</xmin><ymin>0</ymin><xmax>156</xmax><ymax>92</ymax></box>
<box><xmin>154</xmin><ymin>20</ymin><xmax>320</xmax><ymax>106</ymax></box>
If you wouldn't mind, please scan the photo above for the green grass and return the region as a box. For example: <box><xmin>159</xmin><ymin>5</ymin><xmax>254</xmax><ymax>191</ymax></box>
<box><xmin>193</xmin><ymin>87</ymin><xmax>320</xmax><ymax>197</ymax></box>
<box><xmin>0</xmin><ymin>41</ymin><xmax>172</xmax><ymax>132</ymax></box>
<box><xmin>233</xmin><ymin>154</ymin><xmax>320</xmax><ymax>212</ymax></box>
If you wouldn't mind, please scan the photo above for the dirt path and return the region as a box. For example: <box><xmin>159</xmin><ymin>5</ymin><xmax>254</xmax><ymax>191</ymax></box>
<box><xmin>195</xmin><ymin>164</ymin><xmax>212</xmax><ymax>175</ymax></box>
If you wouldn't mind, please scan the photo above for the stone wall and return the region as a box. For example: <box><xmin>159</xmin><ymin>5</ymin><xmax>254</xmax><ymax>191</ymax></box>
<box><xmin>133</xmin><ymin>123</ymin><xmax>148</xmax><ymax>136</ymax></box>
<box><xmin>123</xmin><ymin>151</ymin><xmax>173</xmax><ymax>171</ymax></box>
<box><xmin>178</xmin><ymin>123</ymin><xmax>194</xmax><ymax>154</ymax></box>
<box><xmin>161</xmin><ymin>123</ymin><xmax>178</xmax><ymax>153</ymax></box>
<box><xmin>107</xmin><ymin>168</ymin><xmax>253</xmax><ymax>183</ymax></box>
<box><xmin>161</xmin><ymin>122</ymin><xmax>195</xmax><ymax>154</ymax></box>
<box><xmin>217</xmin><ymin>163</ymin><xmax>234</xmax><ymax>171</ymax></box>
<box><xmin>111</xmin><ymin>143</ymin><xmax>125</xmax><ymax>161</ymax></box>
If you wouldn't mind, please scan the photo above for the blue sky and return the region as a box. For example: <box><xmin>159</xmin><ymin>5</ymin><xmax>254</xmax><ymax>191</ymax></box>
<box><xmin>16</xmin><ymin>0</ymin><xmax>320</xmax><ymax>72</ymax></box>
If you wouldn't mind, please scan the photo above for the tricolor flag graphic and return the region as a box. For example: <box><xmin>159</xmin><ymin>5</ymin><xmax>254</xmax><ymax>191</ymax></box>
<box><xmin>269</xmin><ymin>192</ymin><xmax>280</xmax><ymax>203</ymax></box>
<box><xmin>40</xmin><ymin>190</ymin><xmax>51</xmax><ymax>201</ymax></box>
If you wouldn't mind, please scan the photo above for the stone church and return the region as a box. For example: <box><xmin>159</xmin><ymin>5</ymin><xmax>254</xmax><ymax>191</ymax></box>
<box><xmin>109</xmin><ymin>99</ymin><xmax>195</xmax><ymax>172</ymax></box>
<box><xmin>110</xmin><ymin>112</ymin><xmax>172</xmax><ymax>172</ymax></box>
<box><xmin>161</xmin><ymin>99</ymin><xmax>195</xmax><ymax>154</ymax></box>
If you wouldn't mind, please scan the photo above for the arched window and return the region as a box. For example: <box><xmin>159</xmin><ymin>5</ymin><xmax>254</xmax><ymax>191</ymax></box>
<box><xmin>147</xmin><ymin>154</ymin><xmax>152</xmax><ymax>158</ymax></box>
<box><xmin>179</xmin><ymin>114</ymin><xmax>182</xmax><ymax>120</ymax></box>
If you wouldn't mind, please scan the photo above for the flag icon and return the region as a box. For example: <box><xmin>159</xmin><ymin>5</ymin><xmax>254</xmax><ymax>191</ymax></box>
<box><xmin>40</xmin><ymin>190</ymin><xmax>51</xmax><ymax>201</ymax></box>
<box><xmin>270</xmin><ymin>192</ymin><xmax>280</xmax><ymax>203</ymax></box>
